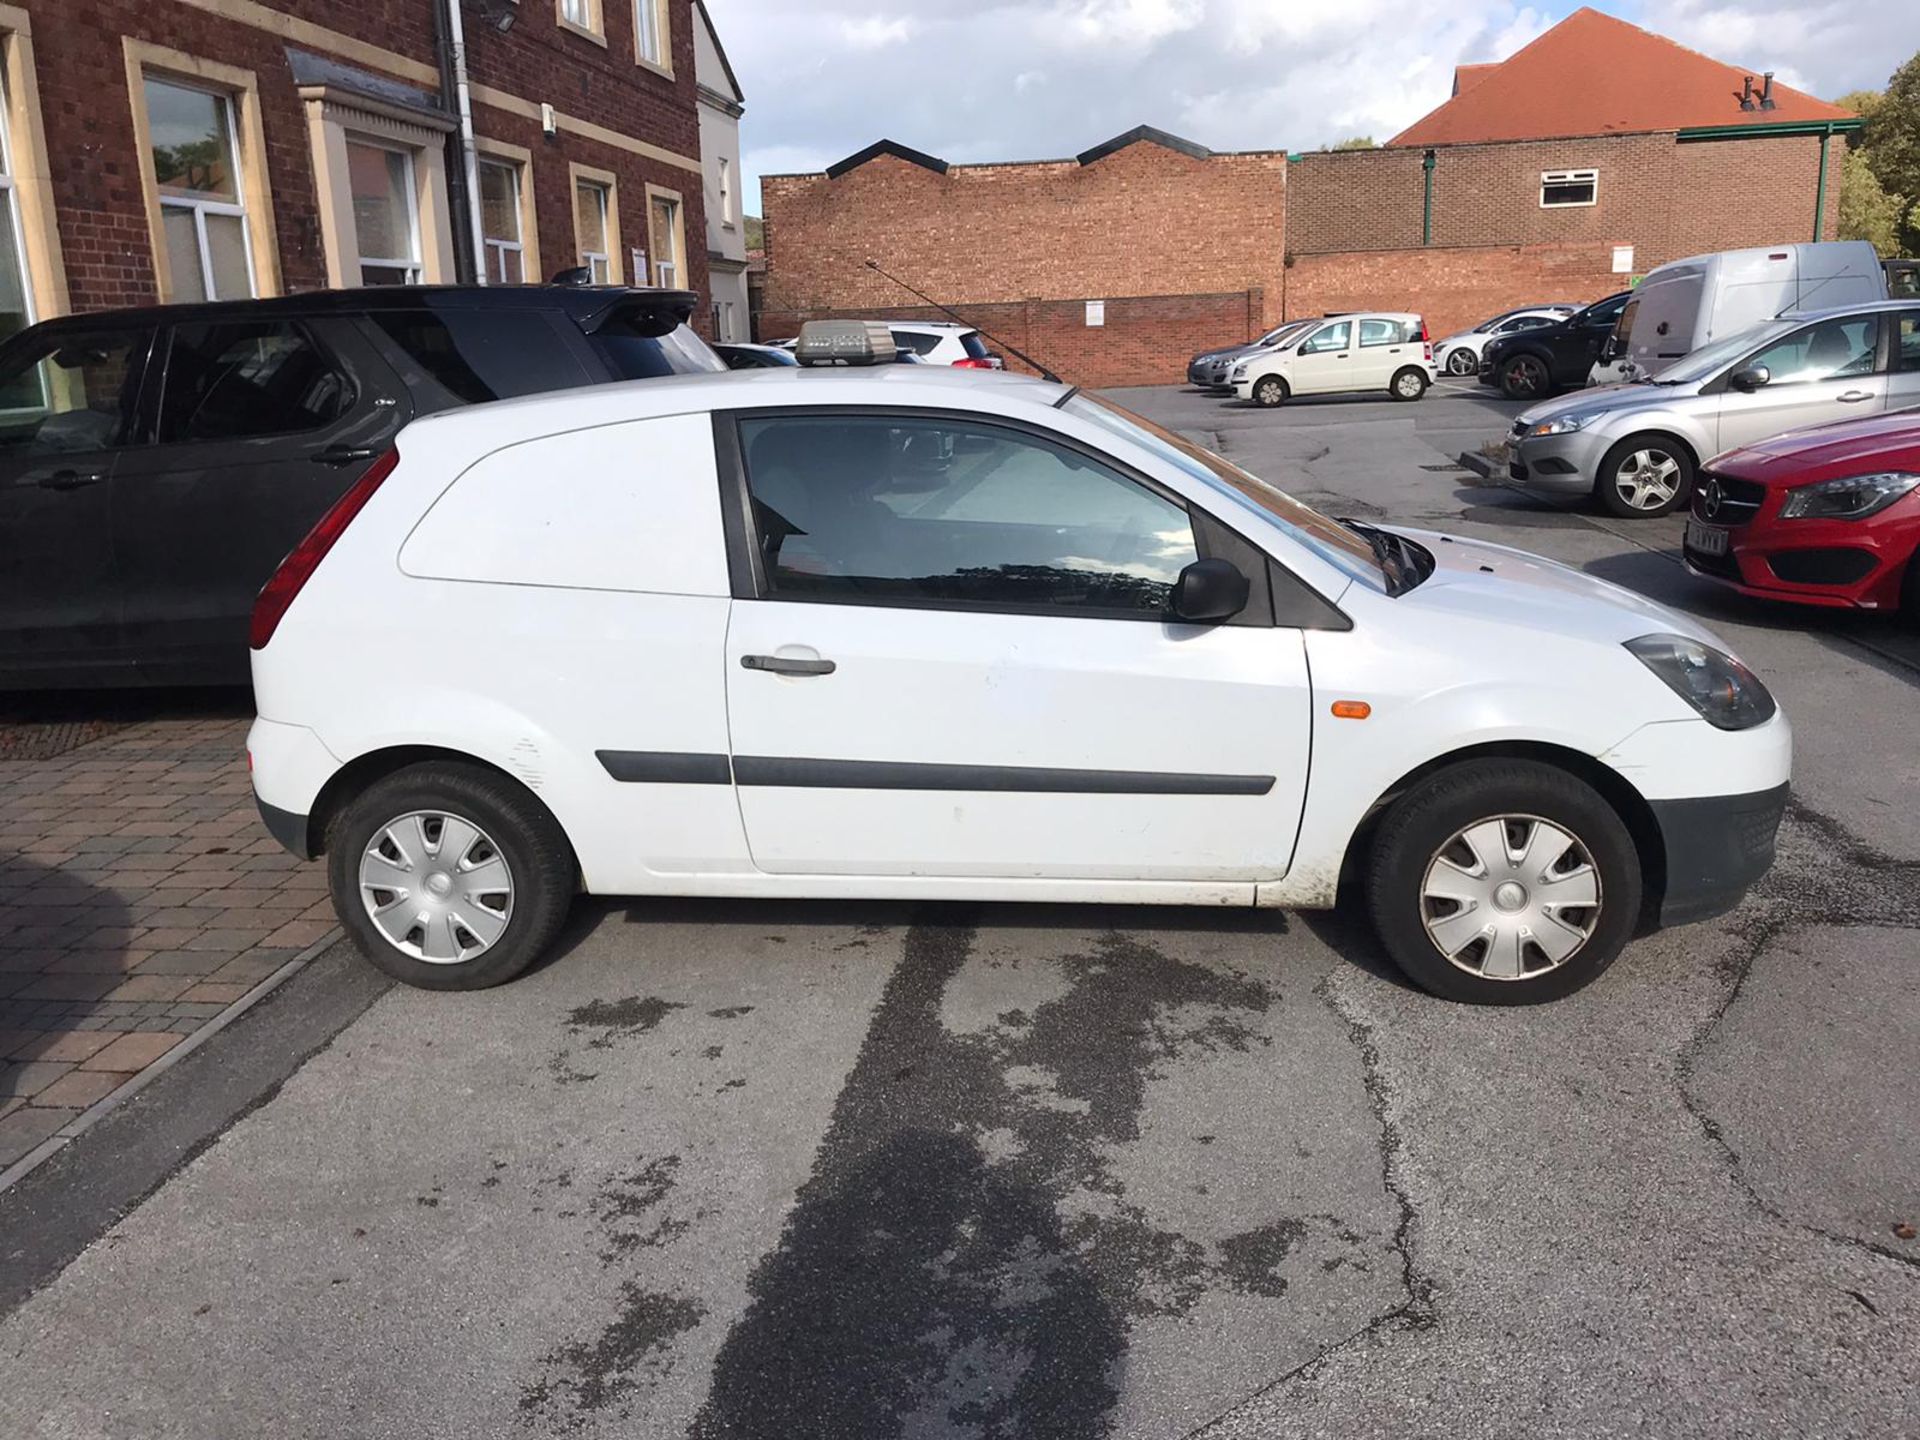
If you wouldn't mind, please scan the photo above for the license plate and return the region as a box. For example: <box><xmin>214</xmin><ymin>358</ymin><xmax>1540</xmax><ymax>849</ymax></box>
<box><xmin>1686</xmin><ymin>520</ymin><xmax>1729</xmax><ymax>557</ymax></box>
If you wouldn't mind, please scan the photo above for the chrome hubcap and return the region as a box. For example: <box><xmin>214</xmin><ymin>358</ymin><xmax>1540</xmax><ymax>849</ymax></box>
<box><xmin>1448</xmin><ymin>350</ymin><xmax>1476</xmax><ymax>374</ymax></box>
<box><xmin>1615</xmin><ymin>449</ymin><xmax>1680</xmax><ymax>510</ymax></box>
<box><xmin>359</xmin><ymin>810</ymin><xmax>513</xmax><ymax>964</ymax></box>
<box><xmin>1421</xmin><ymin>814</ymin><xmax>1602</xmax><ymax>982</ymax></box>
<box><xmin>1397</xmin><ymin>373</ymin><xmax>1422</xmax><ymax>395</ymax></box>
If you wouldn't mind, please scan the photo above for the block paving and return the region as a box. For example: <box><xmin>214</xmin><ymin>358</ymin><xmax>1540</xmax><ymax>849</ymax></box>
<box><xmin>0</xmin><ymin>711</ymin><xmax>336</xmax><ymax>1169</ymax></box>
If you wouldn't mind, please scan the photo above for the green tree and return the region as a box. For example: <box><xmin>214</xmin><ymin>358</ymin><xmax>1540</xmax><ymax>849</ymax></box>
<box><xmin>1326</xmin><ymin>136</ymin><xmax>1377</xmax><ymax>151</ymax></box>
<box><xmin>744</xmin><ymin>214</ymin><xmax>765</xmax><ymax>250</ymax></box>
<box><xmin>1838</xmin><ymin>147</ymin><xmax>1903</xmax><ymax>255</ymax></box>
<box><xmin>1858</xmin><ymin>54</ymin><xmax>1920</xmax><ymax>253</ymax></box>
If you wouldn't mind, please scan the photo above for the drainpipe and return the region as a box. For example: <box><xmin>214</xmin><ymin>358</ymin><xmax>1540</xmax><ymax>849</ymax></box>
<box><xmin>440</xmin><ymin>0</ymin><xmax>488</xmax><ymax>283</ymax></box>
<box><xmin>1422</xmin><ymin>149</ymin><xmax>1436</xmax><ymax>246</ymax></box>
<box><xmin>1812</xmin><ymin>123</ymin><xmax>1833</xmax><ymax>242</ymax></box>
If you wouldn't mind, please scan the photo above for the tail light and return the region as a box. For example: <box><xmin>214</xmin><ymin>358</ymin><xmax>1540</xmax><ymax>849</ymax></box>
<box><xmin>1419</xmin><ymin>319</ymin><xmax>1430</xmax><ymax>342</ymax></box>
<box><xmin>952</xmin><ymin>357</ymin><xmax>994</xmax><ymax>369</ymax></box>
<box><xmin>1424</xmin><ymin>343</ymin><xmax>1434</xmax><ymax>362</ymax></box>
<box><xmin>250</xmin><ymin>447</ymin><xmax>399</xmax><ymax>650</ymax></box>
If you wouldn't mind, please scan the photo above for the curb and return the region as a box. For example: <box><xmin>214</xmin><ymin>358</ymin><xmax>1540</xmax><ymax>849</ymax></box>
<box><xmin>0</xmin><ymin>927</ymin><xmax>344</xmax><ymax>1195</ymax></box>
<box><xmin>1456</xmin><ymin>450</ymin><xmax>1496</xmax><ymax>479</ymax></box>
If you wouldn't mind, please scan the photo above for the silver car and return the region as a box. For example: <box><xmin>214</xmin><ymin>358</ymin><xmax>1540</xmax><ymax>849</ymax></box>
<box><xmin>1508</xmin><ymin>299</ymin><xmax>1920</xmax><ymax>517</ymax></box>
<box><xmin>1186</xmin><ymin>319</ymin><xmax>1315</xmax><ymax>389</ymax></box>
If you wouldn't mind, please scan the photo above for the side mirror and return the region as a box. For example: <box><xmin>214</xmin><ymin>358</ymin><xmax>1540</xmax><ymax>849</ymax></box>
<box><xmin>1169</xmin><ymin>558</ymin><xmax>1249</xmax><ymax>624</ymax></box>
<box><xmin>1729</xmin><ymin>364</ymin><xmax>1770</xmax><ymax>392</ymax></box>
<box><xmin>1599</xmin><ymin>334</ymin><xmax>1618</xmax><ymax>361</ymax></box>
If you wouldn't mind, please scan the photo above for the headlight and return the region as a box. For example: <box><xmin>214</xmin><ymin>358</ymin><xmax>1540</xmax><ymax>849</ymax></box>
<box><xmin>1778</xmin><ymin>471</ymin><xmax>1920</xmax><ymax>521</ymax></box>
<box><xmin>1524</xmin><ymin>413</ymin><xmax>1590</xmax><ymax>438</ymax></box>
<box><xmin>1230</xmin><ymin>363</ymin><xmax>1249</xmax><ymax>380</ymax></box>
<box><xmin>1625</xmin><ymin>634</ymin><xmax>1776</xmax><ymax>731</ymax></box>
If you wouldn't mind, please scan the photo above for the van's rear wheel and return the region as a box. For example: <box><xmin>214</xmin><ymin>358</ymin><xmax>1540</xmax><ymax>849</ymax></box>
<box><xmin>1596</xmin><ymin>435</ymin><xmax>1693</xmax><ymax>518</ymax></box>
<box><xmin>328</xmin><ymin>763</ymin><xmax>575</xmax><ymax>990</ymax></box>
<box><xmin>1252</xmin><ymin>375</ymin><xmax>1288</xmax><ymax>407</ymax></box>
<box><xmin>1366</xmin><ymin>760</ymin><xmax>1641</xmax><ymax>1005</ymax></box>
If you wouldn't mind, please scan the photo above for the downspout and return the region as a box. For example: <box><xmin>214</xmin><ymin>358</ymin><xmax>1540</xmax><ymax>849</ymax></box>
<box><xmin>1812</xmin><ymin>123</ymin><xmax>1833</xmax><ymax>242</ymax></box>
<box><xmin>1422</xmin><ymin>149</ymin><xmax>1436</xmax><ymax>246</ymax></box>
<box><xmin>440</xmin><ymin>0</ymin><xmax>488</xmax><ymax>283</ymax></box>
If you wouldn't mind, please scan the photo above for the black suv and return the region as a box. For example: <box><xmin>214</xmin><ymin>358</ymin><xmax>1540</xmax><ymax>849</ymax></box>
<box><xmin>1479</xmin><ymin>290</ymin><xmax>1632</xmax><ymax>400</ymax></box>
<box><xmin>0</xmin><ymin>285</ymin><xmax>721</xmax><ymax>689</ymax></box>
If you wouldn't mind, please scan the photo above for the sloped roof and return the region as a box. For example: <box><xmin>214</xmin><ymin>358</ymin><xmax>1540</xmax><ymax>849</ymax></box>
<box><xmin>1390</xmin><ymin>7</ymin><xmax>1854</xmax><ymax>147</ymax></box>
<box><xmin>1075</xmin><ymin>125</ymin><xmax>1212</xmax><ymax>165</ymax></box>
<box><xmin>1452</xmin><ymin>63</ymin><xmax>1496</xmax><ymax>96</ymax></box>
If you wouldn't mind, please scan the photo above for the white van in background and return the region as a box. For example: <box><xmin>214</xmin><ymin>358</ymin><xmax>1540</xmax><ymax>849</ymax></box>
<box><xmin>1606</xmin><ymin>242</ymin><xmax>1886</xmax><ymax>381</ymax></box>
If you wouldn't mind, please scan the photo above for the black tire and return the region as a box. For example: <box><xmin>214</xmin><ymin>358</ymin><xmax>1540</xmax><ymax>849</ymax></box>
<box><xmin>1594</xmin><ymin>434</ymin><xmax>1694</xmax><ymax>518</ymax></box>
<box><xmin>1252</xmin><ymin>374</ymin><xmax>1288</xmax><ymax>407</ymax></box>
<box><xmin>1445</xmin><ymin>348</ymin><xmax>1479</xmax><ymax>376</ymax></box>
<box><xmin>1902</xmin><ymin>553</ymin><xmax>1920</xmax><ymax>628</ymax></box>
<box><xmin>327</xmin><ymin>762</ymin><xmax>576</xmax><ymax>991</ymax></box>
<box><xmin>1390</xmin><ymin>367</ymin><xmax>1429</xmax><ymax>402</ymax></box>
<box><xmin>1498</xmin><ymin>352</ymin><xmax>1551</xmax><ymax>401</ymax></box>
<box><xmin>1365</xmin><ymin>759</ymin><xmax>1642</xmax><ymax>1006</ymax></box>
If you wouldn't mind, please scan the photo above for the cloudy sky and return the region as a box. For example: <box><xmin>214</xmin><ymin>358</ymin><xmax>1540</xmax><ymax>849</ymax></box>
<box><xmin>701</xmin><ymin>0</ymin><xmax>1920</xmax><ymax>214</ymax></box>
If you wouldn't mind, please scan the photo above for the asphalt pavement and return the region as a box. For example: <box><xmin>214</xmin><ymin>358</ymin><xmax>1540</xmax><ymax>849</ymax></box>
<box><xmin>1</xmin><ymin>377</ymin><xmax>1914</xmax><ymax>1439</ymax></box>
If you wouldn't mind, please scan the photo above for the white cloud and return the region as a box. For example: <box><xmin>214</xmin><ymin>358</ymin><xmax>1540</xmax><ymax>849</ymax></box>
<box><xmin>839</xmin><ymin>14</ymin><xmax>913</xmax><ymax>50</ymax></box>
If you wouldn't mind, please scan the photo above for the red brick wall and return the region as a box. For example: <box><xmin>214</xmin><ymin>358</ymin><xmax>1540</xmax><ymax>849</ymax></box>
<box><xmin>759</xmin><ymin>290</ymin><xmax>1265</xmax><ymax>389</ymax></box>
<box><xmin>763</xmin><ymin>142</ymin><xmax>1286</xmax><ymax>319</ymax></box>
<box><xmin>1289</xmin><ymin>132</ymin><xmax>1840</xmax><ymax>270</ymax></box>
<box><xmin>1284</xmin><ymin>243</ymin><xmax>1625</xmax><ymax>340</ymax></box>
<box><xmin>24</xmin><ymin>0</ymin><xmax>706</xmax><ymax>318</ymax></box>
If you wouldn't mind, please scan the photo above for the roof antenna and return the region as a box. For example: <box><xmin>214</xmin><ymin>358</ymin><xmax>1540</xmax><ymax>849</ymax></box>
<box><xmin>862</xmin><ymin>258</ymin><xmax>1063</xmax><ymax>384</ymax></box>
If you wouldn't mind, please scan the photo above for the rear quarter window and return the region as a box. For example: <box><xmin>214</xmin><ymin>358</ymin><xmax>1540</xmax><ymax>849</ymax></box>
<box><xmin>371</xmin><ymin>309</ymin><xmax>590</xmax><ymax>408</ymax></box>
<box><xmin>960</xmin><ymin>331</ymin><xmax>991</xmax><ymax>360</ymax></box>
<box><xmin>398</xmin><ymin>413</ymin><xmax>730</xmax><ymax>597</ymax></box>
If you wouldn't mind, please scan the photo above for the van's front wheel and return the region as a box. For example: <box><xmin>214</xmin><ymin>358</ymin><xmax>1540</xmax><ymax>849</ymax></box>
<box><xmin>327</xmin><ymin>763</ymin><xmax>576</xmax><ymax>990</ymax></box>
<box><xmin>1365</xmin><ymin>760</ymin><xmax>1642</xmax><ymax>1005</ymax></box>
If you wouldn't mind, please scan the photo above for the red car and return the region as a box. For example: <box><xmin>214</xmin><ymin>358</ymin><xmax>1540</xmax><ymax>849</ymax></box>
<box><xmin>1683</xmin><ymin>409</ymin><xmax>1920</xmax><ymax>621</ymax></box>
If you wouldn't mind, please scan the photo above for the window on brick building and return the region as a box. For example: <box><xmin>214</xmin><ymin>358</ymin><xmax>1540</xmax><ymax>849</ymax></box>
<box><xmin>0</xmin><ymin>71</ymin><xmax>34</xmax><ymax>355</ymax></box>
<box><xmin>576</xmin><ymin>178</ymin><xmax>613</xmax><ymax>283</ymax></box>
<box><xmin>143</xmin><ymin>77</ymin><xmax>255</xmax><ymax>302</ymax></box>
<box><xmin>559</xmin><ymin>0</ymin><xmax>602</xmax><ymax>38</ymax></box>
<box><xmin>648</xmin><ymin>193</ymin><xmax>680</xmax><ymax>288</ymax></box>
<box><xmin>347</xmin><ymin>140</ymin><xmax>422</xmax><ymax>285</ymax></box>
<box><xmin>718</xmin><ymin>156</ymin><xmax>733</xmax><ymax>225</ymax></box>
<box><xmin>1540</xmin><ymin>169</ymin><xmax>1598</xmax><ymax>208</ymax></box>
<box><xmin>479</xmin><ymin>159</ymin><xmax>524</xmax><ymax>284</ymax></box>
<box><xmin>635</xmin><ymin>0</ymin><xmax>667</xmax><ymax>66</ymax></box>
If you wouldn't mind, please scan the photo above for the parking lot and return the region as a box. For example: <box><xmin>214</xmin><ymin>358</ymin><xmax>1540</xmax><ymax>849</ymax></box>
<box><xmin>1</xmin><ymin>378</ymin><xmax>1915</xmax><ymax>1439</ymax></box>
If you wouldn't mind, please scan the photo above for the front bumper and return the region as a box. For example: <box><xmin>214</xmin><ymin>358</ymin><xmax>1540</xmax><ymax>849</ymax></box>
<box><xmin>1648</xmin><ymin>782</ymin><xmax>1789</xmax><ymax>925</ymax></box>
<box><xmin>1682</xmin><ymin>510</ymin><xmax>1914</xmax><ymax>613</ymax></box>
<box><xmin>1509</xmin><ymin>430</ymin><xmax>1606</xmax><ymax>495</ymax></box>
<box><xmin>1187</xmin><ymin>360</ymin><xmax>1235</xmax><ymax>388</ymax></box>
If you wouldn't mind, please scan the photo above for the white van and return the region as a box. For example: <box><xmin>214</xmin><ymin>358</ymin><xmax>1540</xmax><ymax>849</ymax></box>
<box><xmin>1611</xmin><ymin>242</ymin><xmax>1886</xmax><ymax>380</ymax></box>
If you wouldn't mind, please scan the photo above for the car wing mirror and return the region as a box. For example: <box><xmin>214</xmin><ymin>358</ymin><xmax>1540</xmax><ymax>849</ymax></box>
<box><xmin>1729</xmin><ymin>364</ymin><xmax>1770</xmax><ymax>392</ymax></box>
<box><xmin>1169</xmin><ymin>558</ymin><xmax>1249</xmax><ymax>624</ymax></box>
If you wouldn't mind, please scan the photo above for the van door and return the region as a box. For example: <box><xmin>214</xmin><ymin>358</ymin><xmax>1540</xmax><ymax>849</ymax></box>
<box><xmin>112</xmin><ymin>315</ymin><xmax>408</xmax><ymax>682</ymax></box>
<box><xmin>1712</xmin><ymin>313</ymin><xmax>1885</xmax><ymax>453</ymax></box>
<box><xmin>0</xmin><ymin>323</ymin><xmax>155</xmax><ymax>682</ymax></box>
<box><xmin>1289</xmin><ymin>320</ymin><xmax>1353</xmax><ymax>395</ymax></box>
<box><xmin>720</xmin><ymin>410</ymin><xmax>1311</xmax><ymax>882</ymax></box>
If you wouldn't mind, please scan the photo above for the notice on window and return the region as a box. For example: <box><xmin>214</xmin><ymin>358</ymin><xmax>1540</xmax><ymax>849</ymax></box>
<box><xmin>1085</xmin><ymin>300</ymin><xmax>1105</xmax><ymax>327</ymax></box>
<box><xmin>632</xmin><ymin>248</ymin><xmax>649</xmax><ymax>285</ymax></box>
<box><xmin>1611</xmin><ymin>245</ymin><xmax>1634</xmax><ymax>274</ymax></box>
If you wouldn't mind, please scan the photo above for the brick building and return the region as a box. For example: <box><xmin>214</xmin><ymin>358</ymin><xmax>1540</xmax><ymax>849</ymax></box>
<box><xmin>760</xmin><ymin>8</ymin><xmax>1862</xmax><ymax>386</ymax></box>
<box><xmin>0</xmin><ymin>0</ymin><xmax>712</xmax><ymax>343</ymax></box>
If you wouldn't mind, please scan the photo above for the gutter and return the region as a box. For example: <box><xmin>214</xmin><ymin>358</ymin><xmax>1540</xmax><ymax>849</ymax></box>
<box><xmin>1674</xmin><ymin>118</ymin><xmax>1864</xmax><ymax>141</ymax></box>
<box><xmin>437</xmin><ymin>0</ymin><xmax>488</xmax><ymax>283</ymax></box>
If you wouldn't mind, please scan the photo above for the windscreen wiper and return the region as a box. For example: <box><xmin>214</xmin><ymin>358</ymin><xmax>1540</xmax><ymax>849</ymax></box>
<box><xmin>1340</xmin><ymin>519</ymin><xmax>1411</xmax><ymax>596</ymax></box>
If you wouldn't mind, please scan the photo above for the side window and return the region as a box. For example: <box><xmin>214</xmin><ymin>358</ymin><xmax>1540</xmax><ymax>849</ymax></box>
<box><xmin>158</xmin><ymin>321</ymin><xmax>350</xmax><ymax>444</ymax></box>
<box><xmin>1357</xmin><ymin>319</ymin><xmax>1402</xmax><ymax>347</ymax></box>
<box><xmin>0</xmin><ymin>328</ymin><xmax>151</xmax><ymax>457</ymax></box>
<box><xmin>738</xmin><ymin>415</ymin><xmax>1199</xmax><ymax>616</ymax></box>
<box><xmin>889</xmin><ymin>330</ymin><xmax>940</xmax><ymax>356</ymax></box>
<box><xmin>1745</xmin><ymin>316</ymin><xmax>1881</xmax><ymax>385</ymax></box>
<box><xmin>1585</xmin><ymin>296</ymin><xmax>1627</xmax><ymax>328</ymax></box>
<box><xmin>370</xmin><ymin>309</ymin><xmax>590</xmax><ymax>405</ymax></box>
<box><xmin>1891</xmin><ymin>312</ymin><xmax>1920</xmax><ymax>373</ymax></box>
<box><xmin>1509</xmin><ymin>316</ymin><xmax>1552</xmax><ymax>332</ymax></box>
<box><xmin>1299</xmin><ymin>321</ymin><xmax>1351</xmax><ymax>354</ymax></box>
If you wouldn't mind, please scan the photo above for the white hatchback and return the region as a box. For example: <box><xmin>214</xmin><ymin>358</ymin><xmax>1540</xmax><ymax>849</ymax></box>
<box><xmin>1232</xmin><ymin>313</ymin><xmax>1436</xmax><ymax>405</ymax></box>
<box><xmin>248</xmin><ymin>337</ymin><xmax>1790</xmax><ymax>1004</ymax></box>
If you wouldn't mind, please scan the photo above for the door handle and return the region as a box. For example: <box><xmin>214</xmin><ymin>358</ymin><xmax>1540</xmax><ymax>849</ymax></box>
<box><xmin>1835</xmin><ymin>390</ymin><xmax>1874</xmax><ymax>403</ymax></box>
<box><xmin>36</xmin><ymin>469</ymin><xmax>105</xmax><ymax>491</ymax></box>
<box><xmin>314</xmin><ymin>444</ymin><xmax>379</xmax><ymax>466</ymax></box>
<box><xmin>741</xmin><ymin>653</ymin><xmax>836</xmax><ymax>677</ymax></box>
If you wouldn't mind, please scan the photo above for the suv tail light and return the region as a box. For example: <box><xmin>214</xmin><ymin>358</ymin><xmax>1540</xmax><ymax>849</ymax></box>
<box><xmin>250</xmin><ymin>447</ymin><xmax>399</xmax><ymax>650</ymax></box>
<box><xmin>952</xmin><ymin>357</ymin><xmax>994</xmax><ymax>369</ymax></box>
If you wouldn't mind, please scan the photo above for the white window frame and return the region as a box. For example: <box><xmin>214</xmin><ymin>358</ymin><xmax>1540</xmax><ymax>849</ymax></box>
<box><xmin>348</xmin><ymin>136</ymin><xmax>423</xmax><ymax>285</ymax></box>
<box><xmin>718</xmin><ymin>155</ymin><xmax>733</xmax><ymax>226</ymax></box>
<box><xmin>560</xmin><ymin>0</ymin><xmax>595</xmax><ymax>30</ymax></box>
<box><xmin>0</xmin><ymin>75</ymin><xmax>42</xmax><ymax>419</ymax></box>
<box><xmin>1540</xmin><ymin>168</ymin><xmax>1598</xmax><ymax>209</ymax></box>
<box><xmin>635</xmin><ymin>0</ymin><xmax>665</xmax><ymax>66</ymax></box>
<box><xmin>146</xmin><ymin>78</ymin><xmax>257</xmax><ymax>302</ymax></box>
<box><xmin>478</xmin><ymin>156</ymin><xmax>523</xmax><ymax>284</ymax></box>
<box><xmin>577</xmin><ymin>179</ymin><xmax>611</xmax><ymax>284</ymax></box>
<box><xmin>649</xmin><ymin>193</ymin><xmax>679</xmax><ymax>288</ymax></box>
